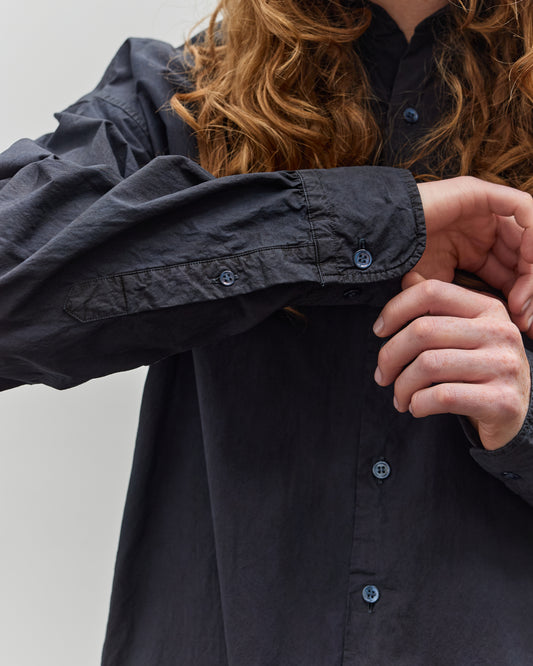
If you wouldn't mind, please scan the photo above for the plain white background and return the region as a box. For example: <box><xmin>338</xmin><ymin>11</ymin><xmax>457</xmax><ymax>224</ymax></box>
<box><xmin>0</xmin><ymin>1</ymin><xmax>216</xmax><ymax>664</ymax></box>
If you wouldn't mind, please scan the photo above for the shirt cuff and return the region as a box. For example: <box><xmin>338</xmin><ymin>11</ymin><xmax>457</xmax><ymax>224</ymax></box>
<box><xmin>297</xmin><ymin>166</ymin><xmax>426</xmax><ymax>285</ymax></box>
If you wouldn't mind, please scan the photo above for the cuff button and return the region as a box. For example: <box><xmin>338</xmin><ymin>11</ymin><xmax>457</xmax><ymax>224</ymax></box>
<box><xmin>354</xmin><ymin>249</ymin><xmax>373</xmax><ymax>270</ymax></box>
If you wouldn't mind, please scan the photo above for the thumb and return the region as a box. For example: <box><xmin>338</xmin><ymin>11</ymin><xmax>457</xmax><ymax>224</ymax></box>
<box><xmin>401</xmin><ymin>270</ymin><xmax>426</xmax><ymax>291</ymax></box>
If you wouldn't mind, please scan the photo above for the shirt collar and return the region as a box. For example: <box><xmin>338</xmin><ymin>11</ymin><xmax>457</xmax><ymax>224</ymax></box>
<box><xmin>348</xmin><ymin>1</ymin><xmax>450</xmax><ymax>46</ymax></box>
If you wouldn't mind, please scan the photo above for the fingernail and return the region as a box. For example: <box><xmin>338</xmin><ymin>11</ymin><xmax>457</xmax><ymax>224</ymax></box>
<box><xmin>393</xmin><ymin>396</ymin><xmax>399</xmax><ymax>411</ymax></box>
<box><xmin>521</xmin><ymin>297</ymin><xmax>532</xmax><ymax>315</ymax></box>
<box><xmin>528</xmin><ymin>314</ymin><xmax>533</xmax><ymax>331</ymax></box>
<box><xmin>373</xmin><ymin>316</ymin><xmax>384</xmax><ymax>335</ymax></box>
<box><xmin>408</xmin><ymin>403</ymin><xmax>414</xmax><ymax>415</ymax></box>
<box><xmin>374</xmin><ymin>366</ymin><xmax>383</xmax><ymax>385</ymax></box>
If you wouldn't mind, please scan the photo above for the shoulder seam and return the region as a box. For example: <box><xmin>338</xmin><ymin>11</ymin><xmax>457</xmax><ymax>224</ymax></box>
<box><xmin>92</xmin><ymin>92</ymin><xmax>149</xmax><ymax>136</ymax></box>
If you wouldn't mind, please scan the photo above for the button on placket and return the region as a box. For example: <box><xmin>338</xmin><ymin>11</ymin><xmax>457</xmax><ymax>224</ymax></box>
<box><xmin>403</xmin><ymin>106</ymin><xmax>419</xmax><ymax>124</ymax></box>
<box><xmin>372</xmin><ymin>459</ymin><xmax>391</xmax><ymax>481</ymax></box>
<box><xmin>362</xmin><ymin>585</ymin><xmax>380</xmax><ymax>612</ymax></box>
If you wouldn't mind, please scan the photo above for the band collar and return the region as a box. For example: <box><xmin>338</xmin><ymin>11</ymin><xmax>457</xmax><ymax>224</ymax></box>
<box><xmin>347</xmin><ymin>1</ymin><xmax>451</xmax><ymax>46</ymax></box>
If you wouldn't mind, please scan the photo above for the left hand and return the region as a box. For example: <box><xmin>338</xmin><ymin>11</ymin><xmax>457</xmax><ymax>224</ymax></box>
<box><xmin>373</xmin><ymin>279</ymin><xmax>531</xmax><ymax>451</ymax></box>
<box><xmin>412</xmin><ymin>178</ymin><xmax>533</xmax><ymax>336</ymax></box>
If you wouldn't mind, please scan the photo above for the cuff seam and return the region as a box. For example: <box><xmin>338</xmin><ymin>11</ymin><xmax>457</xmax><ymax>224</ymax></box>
<box><xmin>296</xmin><ymin>170</ymin><xmax>325</xmax><ymax>287</ymax></box>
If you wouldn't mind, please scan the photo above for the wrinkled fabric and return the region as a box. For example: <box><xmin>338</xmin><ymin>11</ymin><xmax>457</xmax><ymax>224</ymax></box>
<box><xmin>2</xmin><ymin>3</ymin><xmax>533</xmax><ymax>665</ymax></box>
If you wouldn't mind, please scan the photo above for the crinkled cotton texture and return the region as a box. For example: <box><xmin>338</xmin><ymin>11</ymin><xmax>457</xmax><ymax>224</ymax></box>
<box><xmin>2</xmin><ymin>4</ymin><xmax>533</xmax><ymax>665</ymax></box>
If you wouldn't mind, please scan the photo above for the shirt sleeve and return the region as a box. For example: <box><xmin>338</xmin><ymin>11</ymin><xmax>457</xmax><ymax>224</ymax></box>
<box><xmin>460</xmin><ymin>348</ymin><xmax>533</xmax><ymax>507</ymax></box>
<box><xmin>0</xmin><ymin>38</ymin><xmax>425</xmax><ymax>392</ymax></box>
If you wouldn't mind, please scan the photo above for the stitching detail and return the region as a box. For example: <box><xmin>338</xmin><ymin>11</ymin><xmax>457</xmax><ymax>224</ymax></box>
<box><xmin>323</xmin><ymin>168</ymin><xmax>427</xmax><ymax>279</ymax></box>
<box><xmin>94</xmin><ymin>92</ymin><xmax>149</xmax><ymax>136</ymax></box>
<box><xmin>65</xmin><ymin>241</ymin><xmax>315</xmax><ymax>288</ymax></box>
<box><xmin>119</xmin><ymin>275</ymin><xmax>129</xmax><ymax>314</ymax></box>
<box><xmin>296</xmin><ymin>171</ymin><xmax>325</xmax><ymax>287</ymax></box>
<box><xmin>63</xmin><ymin>242</ymin><xmax>317</xmax><ymax>322</ymax></box>
<box><xmin>64</xmin><ymin>304</ymin><xmax>122</xmax><ymax>323</ymax></box>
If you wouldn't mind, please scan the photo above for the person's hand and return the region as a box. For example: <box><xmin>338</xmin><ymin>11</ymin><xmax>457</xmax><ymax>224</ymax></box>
<box><xmin>373</xmin><ymin>279</ymin><xmax>531</xmax><ymax>451</ymax></box>
<box><xmin>412</xmin><ymin>176</ymin><xmax>533</xmax><ymax>334</ymax></box>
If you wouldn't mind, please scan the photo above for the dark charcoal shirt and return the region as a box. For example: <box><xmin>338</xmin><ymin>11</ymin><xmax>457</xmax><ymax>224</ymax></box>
<box><xmin>2</xmin><ymin>4</ymin><xmax>533</xmax><ymax>665</ymax></box>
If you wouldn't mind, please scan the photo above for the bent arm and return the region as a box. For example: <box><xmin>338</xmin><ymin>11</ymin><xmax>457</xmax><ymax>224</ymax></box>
<box><xmin>0</xmin><ymin>40</ymin><xmax>425</xmax><ymax>391</ymax></box>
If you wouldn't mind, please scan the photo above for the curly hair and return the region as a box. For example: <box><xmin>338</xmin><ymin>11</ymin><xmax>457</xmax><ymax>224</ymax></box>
<box><xmin>169</xmin><ymin>0</ymin><xmax>533</xmax><ymax>192</ymax></box>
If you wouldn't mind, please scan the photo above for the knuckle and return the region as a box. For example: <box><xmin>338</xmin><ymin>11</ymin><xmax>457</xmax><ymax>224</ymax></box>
<box><xmin>435</xmin><ymin>384</ymin><xmax>457</xmax><ymax>408</ymax></box>
<box><xmin>409</xmin><ymin>393</ymin><xmax>420</xmax><ymax>415</ymax></box>
<box><xmin>458</xmin><ymin>175</ymin><xmax>478</xmax><ymax>192</ymax></box>
<box><xmin>413</xmin><ymin>316</ymin><xmax>437</xmax><ymax>343</ymax></box>
<box><xmin>418</xmin><ymin>349</ymin><xmax>439</xmax><ymax>373</ymax></box>
<box><xmin>499</xmin><ymin>349</ymin><xmax>523</xmax><ymax>377</ymax></box>
<box><xmin>489</xmin><ymin>298</ymin><xmax>508</xmax><ymax>318</ymax></box>
<box><xmin>498</xmin><ymin>386</ymin><xmax>523</xmax><ymax>420</ymax></box>
<box><xmin>421</xmin><ymin>279</ymin><xmax>441</xmax><ymax>301</ymax></box>
<box><xmin>495</xmin><ymin>319</ymin><xmax>522</xmax><ymax>346</ymax></box>
<box><xmin>519</xmin><ymin>190</ymin><xmax>533</xmax><ymax>205</ymax></box>
<box><xmin>377</xmin><ymin>344</ymin><xmax>391</xmax><ymax>368</ymax></box>
<box><xmin>377</xmin><ymin>344</ymin><xmax>398</xmax><ymax>375</ymax></box>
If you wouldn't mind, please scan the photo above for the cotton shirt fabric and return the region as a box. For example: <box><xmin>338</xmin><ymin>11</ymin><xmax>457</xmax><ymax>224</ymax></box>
<box><xmin>2</xmin><ymin>3</ymin><xmax>533</xmax><ymax>665</ymax></box>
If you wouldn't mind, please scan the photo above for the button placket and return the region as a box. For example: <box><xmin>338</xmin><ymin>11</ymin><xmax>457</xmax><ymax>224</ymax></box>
<box><xmin>342</xmin><ymin>327</ymin><xmax>394</xmax><ymax>662</ymax></box>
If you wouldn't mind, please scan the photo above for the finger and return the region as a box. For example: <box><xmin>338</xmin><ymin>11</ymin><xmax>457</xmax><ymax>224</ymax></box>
<box><xmin>408</xmin><ymin>382</ymin><xmax>510</xmax><ymax>423</ymax></box>
<box><xmin>484</xmin><ymin>185</ymin><xmax>533</xmax><ymax>238</ymax></box>
<box><xmin>495</xmin><ymin>214</ymin><xmax>522</xmax><ymax>252</ymax></box>
<box><xmin>507</xmin><ymin>271</ymin><xmax>533</xmax><ymax>326</ymax></box>
<box><xmin>508</xmin><ymin>308</ymin><xmax>533</xmax><ymax>340</ymax></box>
<box><xmin>393</xmin><ymin>348</ymin><xmax>500</xmax><ymax>412</ymax></box>
<box><xmin>475</xmin><ymin>251</ymin><xmax>516</xmax><ymax>295</ymax></box>
<box><xmin>492</xmin><ymin>224</ymin><xmax>520</xmax><ymax>269</ymax></box>
<box><xmin>409</xmin><ymin>382</ymin><xmax>526</xmax><ymax>449</ymax></box>
<box><xmin>475</xmin><ymin>216</ymin><xmax>526</xmax><ymax>295</ymax></box>
<box><xmin>376</xmin><ymin>316</ymin><xmax>492</xmax><ymax>386</ymax></box>
<box><xmin>401</xmin><ymin>270</ymin><xmax>426</xmax><ymax>290</ymax></box>
<box><xmin>523</xmin><ymin>226</ymin><xmax>533</xmax><ymax>264</ymax></box>
<box><xmin>373</xmin><ymin>280</ymin><xmax>507</xmax><ymax>338</ymax></box>
<box><xmin>491</xmin><ymin>241</ymin><xmax>518</xmax><ymax>272</ymax></box>
<box><xmin>481</xmin><ymin>185</ymin><xmax>533</xmax><ymax>266</ymax></box>
<box><xmin>506</xmin><ymin>256</ymin><xmax>533</xmax><ymax>323</ymax></box>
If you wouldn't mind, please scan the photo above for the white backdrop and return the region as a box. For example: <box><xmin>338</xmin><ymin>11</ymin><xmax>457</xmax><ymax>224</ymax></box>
<box><xmin>0</xmin><ymin>2</ymin><xmax>216</xmax><ymax>664</ymax></box>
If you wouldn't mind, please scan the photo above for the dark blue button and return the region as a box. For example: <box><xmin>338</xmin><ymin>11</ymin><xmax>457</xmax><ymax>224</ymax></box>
<box><xmin>501</xmin><ymin>471</ymin><xmax>521</xmax><ymax>480</ymax></box>
<box><xmin>362</xmin><ymin>585</ymin><xmax>380</xmax><ymax>604</ymax></box>
<box><xmin>403</xmin><ymin>107</ymin><xmax>419</xmax><ymax>124</ymax></box>
<box><xmin>219</xmin><ymin>270</ymin><xmax>236</xmax><ymax>286</ymax></box>
<box><xmin>354</xmin><ymin>249</ymin><xmax>372</xmax><ymax>270</ymax></box>
<box><xmin>372</xmin><ymin>460</ymin><xmax>391</xmax><ymax>480</ymax></box>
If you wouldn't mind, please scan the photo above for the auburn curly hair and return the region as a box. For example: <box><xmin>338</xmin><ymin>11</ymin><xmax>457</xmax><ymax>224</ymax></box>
<box><xmin>169</xmin><ymin>0</ymin><xmax>533</xmax><ymax>192</ymax></box>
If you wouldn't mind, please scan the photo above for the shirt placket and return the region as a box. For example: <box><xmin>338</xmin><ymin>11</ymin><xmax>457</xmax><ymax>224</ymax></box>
<box><xmin>383</xmin><ymin>36</ymin><xmax>438</xmax><ymax>170</ymax></box>
<box><xmin>341</xmin><ymin>326</ymin><xmax>398</xmax><ymax>663</ymax></box>
<box><xmin>342</xmin><ymin>20</ymin><xmax>441</xmax><ymax>665</ymax></box>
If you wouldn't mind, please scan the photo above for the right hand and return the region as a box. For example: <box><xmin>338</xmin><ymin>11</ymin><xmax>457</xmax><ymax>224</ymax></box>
<box><xmin>410</xmin><ymin>176</ymin><xmax>533</xmax><ymax>333</ymax></box>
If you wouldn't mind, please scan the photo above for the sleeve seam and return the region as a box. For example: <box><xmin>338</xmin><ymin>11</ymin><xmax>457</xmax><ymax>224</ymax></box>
<box><xmin>296</xmin><ymin>170</ymin><xmax>326</xmax><ymax>287</ymax></box>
